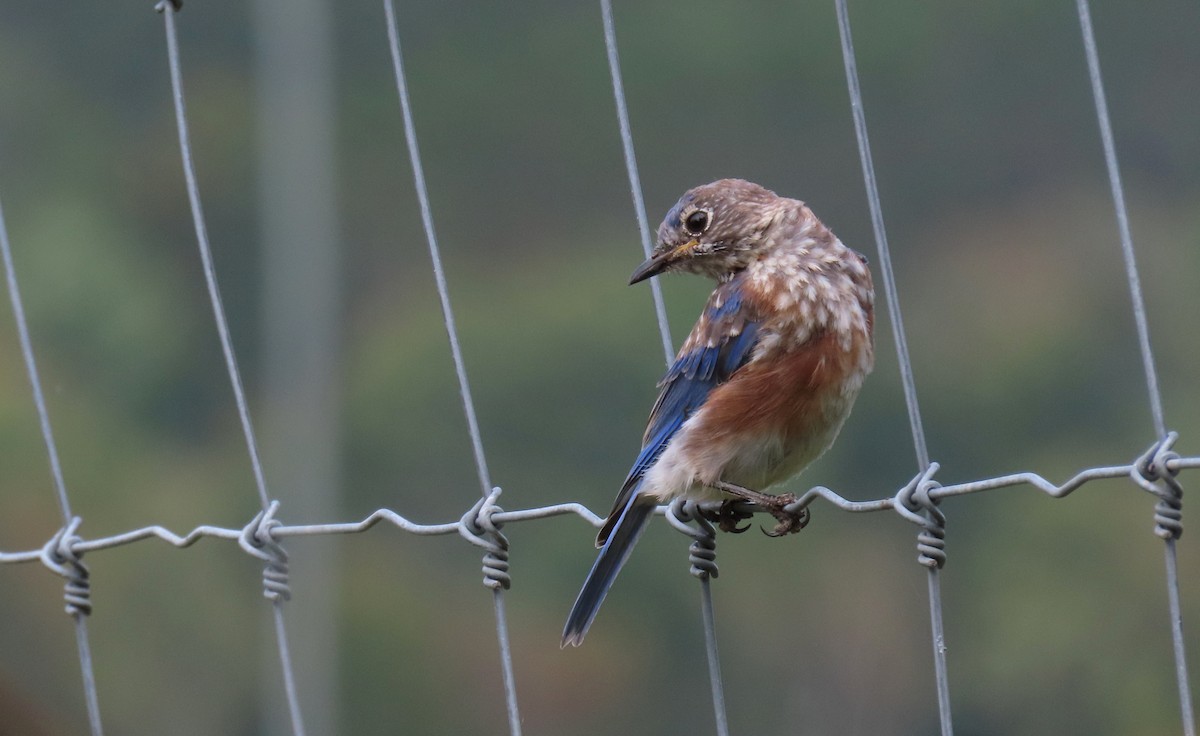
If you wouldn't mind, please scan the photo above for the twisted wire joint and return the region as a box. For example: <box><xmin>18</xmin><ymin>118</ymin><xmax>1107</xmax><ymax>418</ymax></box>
<box><xmin>1131</xmin><ymin>432</ymin><xmax>1183</xmax><ymax>540</ymax></box>
<box><xmin>667</xmin><ymin>499</ymin><xmax>720</xmax><ymax>580</ymax></box>
<box><xmin>238</xmin><ymin>501</ymin><xmax>292</xmax><ymax>602</ymax></box>
<box><xmin>39</xmin><ymin>517</ymin><xmax>93</xmax><ymax>617</ymax></box>
<box><xmin>459</xmin><ymin>487</ymin><xmax>511</xmax><ymax>590</ymax></box>
<box><xmin>894</xmin><ymin>463</ymin><xmax>947</xmax><ymax>569</ymax></box>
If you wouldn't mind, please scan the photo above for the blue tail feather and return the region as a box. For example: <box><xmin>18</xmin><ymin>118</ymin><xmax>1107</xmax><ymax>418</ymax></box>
<box><xmin>561</xmin><ymin>495</ymin><xmax>655</xmax><ymax>647</ymax></box>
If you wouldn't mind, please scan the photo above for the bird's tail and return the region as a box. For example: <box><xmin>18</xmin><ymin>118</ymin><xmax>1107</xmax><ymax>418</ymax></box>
<box><xmin>561</xmin><ymin>494</ymin><xmax>655</xmax><ymax>647</ymax></box>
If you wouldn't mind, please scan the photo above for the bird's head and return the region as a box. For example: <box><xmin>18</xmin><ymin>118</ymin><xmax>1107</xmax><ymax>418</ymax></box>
<box><xmin>630</xmin><ymin>178</ymin><xmax>787</xmax><ymax>284</ymax></box>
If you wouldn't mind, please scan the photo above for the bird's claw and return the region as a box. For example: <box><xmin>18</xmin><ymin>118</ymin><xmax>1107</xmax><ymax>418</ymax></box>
<box><xmin>717</xmin><ymin>500</ymin><xmax>751</xmax><ymax>534</ymax></box>
<box><xmin>760</xmin><ymin>493</ymin><xmax>810</xmax><ymax>537</ymax></box>
<box><xmin>707</xmin><ymin>484</ymin><xmax>811</xmax><ymax>536</ymax></box>
<box><xmin>700</xmin><ymin>501</ymin><xmax>753</xmax><ymax>533</ymax></box>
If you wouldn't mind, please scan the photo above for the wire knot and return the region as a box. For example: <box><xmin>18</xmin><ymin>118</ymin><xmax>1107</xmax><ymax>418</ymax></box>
<box><xmin>1131</xmin><ymin>432</ymin><xmax>1183</xmax><ymax>540</ymax></box>
<box><xmin>40</xmin><ymin>517</ymin><xmax>92</xmax><ymax>617</ymax></box>
<box><xmin>894</xmin><ymin>463</ymin><xmax>946</xmax><ymax>569</ymax></box>
<box><xmin>239</xmin><ymin>501</ymin><xmax>292</xmax><ymax>602</ymax></box>
<box><xmin>459</xmin><ymin>487</ymin><xmax>511</xmax><ymax>590</ymax></box>
<box><xmin>154</xmin><ymin>0</ymin><xmax>183</xmax><ymax>13</ymax></box>
<box><xmin>667</xmin><ymin>499</ymin><xmax>719</xmax><ymax>580</ymax></box>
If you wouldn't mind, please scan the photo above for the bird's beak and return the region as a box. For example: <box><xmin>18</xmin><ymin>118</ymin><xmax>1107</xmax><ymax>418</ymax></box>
<box><xmin>629</xmin><ymin>240</ymin><xmax>698</xmax><ymax>285</ymax></box>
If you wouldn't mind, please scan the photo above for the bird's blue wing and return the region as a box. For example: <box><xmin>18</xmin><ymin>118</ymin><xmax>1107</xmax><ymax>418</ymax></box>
<box><xmin>566</xmin><ymin>279</ymin><xmax>764</xmax><ymax>645</ymax></box>
<box><xmin>596</xmin><ymin>280</ymin><xmax>762</xmax><ymax>545</ymax></box>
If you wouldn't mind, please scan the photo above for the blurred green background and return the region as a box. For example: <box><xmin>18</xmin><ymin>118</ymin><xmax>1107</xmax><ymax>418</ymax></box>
<box><xmin>1</xmin><ymin>0</ymin><xmax>1198</xmax><ymax>734</ymax></box>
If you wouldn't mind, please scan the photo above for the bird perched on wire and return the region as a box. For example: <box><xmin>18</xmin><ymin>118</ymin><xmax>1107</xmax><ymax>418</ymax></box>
<box><xmin>562</xmin><ymin>178</ymin><xmax>874</xmax><ymax>647</ymax></box>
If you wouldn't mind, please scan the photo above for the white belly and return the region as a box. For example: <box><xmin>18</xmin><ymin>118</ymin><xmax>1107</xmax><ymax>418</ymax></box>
<box><xmin>639</xmin><ymin>390</ymin><xmax>855</xmax><ymax>503</ymax></box>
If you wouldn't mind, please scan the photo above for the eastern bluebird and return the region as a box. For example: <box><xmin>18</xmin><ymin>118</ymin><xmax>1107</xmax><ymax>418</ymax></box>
<box><xmin>562</xmin><ymin>179</ymin><xmax>875</xmax><ymax>647</ymax></box>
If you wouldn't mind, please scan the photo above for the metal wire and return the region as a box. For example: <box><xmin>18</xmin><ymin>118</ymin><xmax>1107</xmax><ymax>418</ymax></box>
<box><xmin>1</xmin><ymin>444</ymin><xmax>1193</xmax><ymax>563</ymax></box>
<box><xmin>383</xmin><ymin>0</ymin><xmax>493</xmax><ymax>497</ymax></box>
<box><xmin>833</xmin><ymin>1</ymin><xmax>950</xmax><ymax>733</ymax></box>
<box><xmin>0</xmin><ymin>208</ymin><xmax>73</xmax><ymax>525</ymax></box>
<box><xmin>1075</xmin><ymin>0</ymin><xmax>1166</xmax><ymax>442</ymax></box>
<box><xmin>697</xmin><ymin>575</ymin><xmax>730</xmax><ymax>736</ymax></box>
<box><xmin>833</xmin><ymin>0</ymin><xmax>929</xmax><ymax>473</ymax></box>
<box><xmin>1075</xmin><ymin>2</ymin><xmax>1193</xmax><ymax>732</ymax></box>
<box><xmin>599</xmin><ymin>4</ymin><xmax>737</xmax><ymax>734</ymax></box>
<box><xmin>0</xmin><ymin>451</ymin><xmax>1191</xmax><ymax>727</ymax></box>
<box><xmin>667</xmin><ymin>501</ymin><xmax>730</xmax><ymax>736</ymax></box>
<box><xmin>155</xmin><ymin>3</ymin><xmax>306</xmax><ymax>735</ymax></box>
<box><xmin>0</xmin><ymin>444</ymin><xmax>1192</xmax><ymax>732</ymax></box>
<box><xmin>0</xmin><ymin>194</ymin><xmax>105</xmax><ymax>736</ymax></box>
<box><xmin>381</xmin><ymin>2</ymin><xmax>522</xmax><ymax>733</ymax></box>
<box><xmin>1167</xmin><ymin>539</ymin><xmax>1197</xmax><ymax>736</ymax></box>
<box><xmin>158</xmin><ymin>1</ymin><xmax>272</xmax><ymax>515</ymax></box>
<box><xmin>599</xmin><ymin>0</ymin><xmax>674</xmax><ymax>366</ymax></box>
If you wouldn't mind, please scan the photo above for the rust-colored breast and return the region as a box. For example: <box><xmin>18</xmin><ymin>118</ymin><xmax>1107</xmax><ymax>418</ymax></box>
<box><xmin>691</xmin><ymin>330</ymin><xmax>857</xmax><ymax>448</ymax></box>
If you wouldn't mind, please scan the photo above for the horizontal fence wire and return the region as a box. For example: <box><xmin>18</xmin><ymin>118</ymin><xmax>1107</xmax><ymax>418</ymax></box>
<box><xmin>0</xmin><ymin>435</ymin><xmax>1192</xmax><ymax>734</ymax></box>
<box><xmin>0</xmin><ymin>446</ymin><xmax>1193</xmax><ymax>564</ymax></box>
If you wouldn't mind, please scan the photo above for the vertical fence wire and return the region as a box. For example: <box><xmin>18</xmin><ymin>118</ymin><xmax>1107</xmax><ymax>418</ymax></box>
<box><xmin>600</xmin><ymin>0</ymin><xmax>674</xmax><ymax>366</ymax></box>
<box><xmin>155</xmin><ymin>4</ymin><xmax>307</xmax><ymax>735</ymax></box>
<box><xmin>1074</xmin><ymin>2</ymin><xmax>1195</xmax><ymax>734</ymax></box>
<box><xmin>833</xmin><ymin>0</ymin><xmax>928</xmax><ymax>473</ymax></box>
<box><xmin>1073</xmin><ymin>0</ymin><xmax>1166</xmax><ymax>442</ymax></box>
<box><xmin>158</xmin><ymin>2</ymin><xmax>271</xmax><ymax>514</ymax></box>
<box><xmin>0</xmin><ymin>212</ymin><xmax>73</xmax><ymax>525</ymax></box>
<box><xmin>698</xmin><ymin>576</ymin><xmax>731</xmax><ymax>736</ymax></box>
<box><xmin>381</xmin><ymin>2</ymin><xmax>522</xmax><ymax>733</ymax></box>
<box><xmin>382</xmin><ymin>1</ymin><xmax>492</xmax><ymax>497</ymax></box>
<box><xmin>833</xmin><ymin>2</ymin><xmax>952</xmax><ymax>735</ymax></box>
<box><xmin>1164</xmin><ymin>538</ymin><xmax>1198</xmax><ymax>736</ymax></box>
<box><xmin>71</xmin><ymin>618</ymin><xmax>104</xmax><ymax>736</ymax></box>
<box><xmin>599</xmin><ymin>3</ymin><xmax>730</xmax><ymax>734</ymax></box>
<box><xmin>0</xmin><ymin>196</ymin><xmax>105</xmax><ymax>736</ymax></box>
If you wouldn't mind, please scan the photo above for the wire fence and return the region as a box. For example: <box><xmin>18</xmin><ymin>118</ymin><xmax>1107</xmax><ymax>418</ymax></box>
<box><xmin>0</xmin><ymin>1</ymin><xmax>1194</xmax><ymax>735</ymax></box>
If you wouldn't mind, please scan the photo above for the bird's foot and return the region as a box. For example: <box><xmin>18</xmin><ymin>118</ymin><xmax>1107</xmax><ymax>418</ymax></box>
<box><xmin>711</xmin><ymin>481</ymin><xmax>810</xmax><ymax>537</ymax></box>
<box><xmin>702</xmin><ymin>500</ymin><xmax>752</xmax><ymax>534</ymax></box>
<box><xmin>761</xmin><ymin>493</ymin><xmax>810</xmax><ymax>537</ymax></box>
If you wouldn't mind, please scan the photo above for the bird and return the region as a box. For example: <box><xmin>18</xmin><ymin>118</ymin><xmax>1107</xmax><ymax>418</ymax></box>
<box><xmin>561</xmin><ymin>178</ymin><xmax>874</xmax><ymax>647</ymax></box>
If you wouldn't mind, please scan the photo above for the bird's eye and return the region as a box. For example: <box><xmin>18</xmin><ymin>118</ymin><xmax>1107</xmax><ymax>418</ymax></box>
<box><xmin>684</xmin><ymin>209</ymin><xmax>711</xmax><ymax>236</ymax></box>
